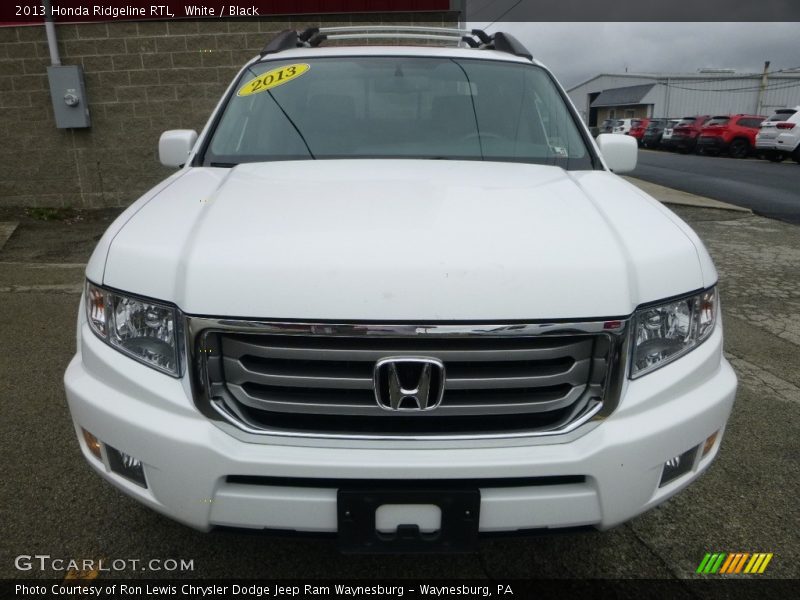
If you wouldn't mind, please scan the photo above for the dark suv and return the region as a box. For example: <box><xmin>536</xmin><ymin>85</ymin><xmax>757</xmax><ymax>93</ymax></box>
<box><xmin>671</xmin><ymin>116</ymin><xmax>711</xmax><ymax>153</ymax></box>
<box><xmin>696</xmin><ymin>114</ymin><xmax>766</xmax><ymax>158</ymax></box>
<box><xmin>642</xmin><ymin>118</ymin><xmax>669</xmax><ymax>149</ymax></box>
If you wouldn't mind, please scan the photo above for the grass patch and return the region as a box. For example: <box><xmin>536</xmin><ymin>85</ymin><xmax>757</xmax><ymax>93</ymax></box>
<box><xmin>25</xmin><ymin>207</ymin><xmax>79</xmax><ymax>222</ymax></box>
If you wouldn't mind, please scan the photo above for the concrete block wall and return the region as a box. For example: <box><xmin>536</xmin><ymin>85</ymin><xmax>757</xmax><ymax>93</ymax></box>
<box><xmin>598</xmin><ymin>106</ymin><xmax>650</xmax><ymax>121</ymax></box>
<box><xmin>0</xmin><ymin>14</ymin><xmax>454</xmax><ymax>208</ymax></box>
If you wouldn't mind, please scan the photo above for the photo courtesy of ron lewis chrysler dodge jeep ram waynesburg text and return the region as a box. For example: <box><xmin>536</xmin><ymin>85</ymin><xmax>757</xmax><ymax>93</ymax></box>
<box><xmin>64</xmin><ymin>27</ymin><xmax>736</xmax><ymax>553</ymax></box>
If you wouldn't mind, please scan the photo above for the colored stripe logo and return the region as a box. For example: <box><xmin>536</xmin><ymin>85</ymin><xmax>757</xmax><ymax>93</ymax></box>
<box><xmin>696</xmin><ymin>552</ymin><xmax>773</xmax><ymax>574</ymax></box>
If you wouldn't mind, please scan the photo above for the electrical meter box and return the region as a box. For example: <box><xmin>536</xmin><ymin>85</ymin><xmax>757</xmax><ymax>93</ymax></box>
<box><xmin>47</xmin><ymin>65</ymin><xmax>91</xmax><ymax>128</ymax></box>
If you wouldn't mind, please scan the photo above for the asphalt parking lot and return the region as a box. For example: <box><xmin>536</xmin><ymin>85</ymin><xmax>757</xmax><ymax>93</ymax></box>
<box><xmin>0</xmin><ymin>186</ymin><xmax>798</xmax><ymax>583</ymax></box>
<box><xmin>632</xmin><ymin>149</ymin><xmax>800</xmax><ymax>225</ymax></box>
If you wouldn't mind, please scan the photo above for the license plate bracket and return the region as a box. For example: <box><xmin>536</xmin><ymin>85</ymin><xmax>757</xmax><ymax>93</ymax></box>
<box><xmin>337</xmin><ymin>488</ymin><xmax>480</xmax><ymax>553</ymax></box>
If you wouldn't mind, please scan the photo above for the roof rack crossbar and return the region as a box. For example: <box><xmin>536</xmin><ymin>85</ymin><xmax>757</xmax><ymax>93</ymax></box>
<box><xmin>322</xmin><ymin>33</ymin><xmax>466</xmax><ymax>44</ymax></box>
<box><xmin>259</xmin><ymin>27</ymin><xmax>533</xmax><ymax>60</ymax></box>
<box><xmin>317</xmin><ymin>25</ymin><xmax>473</xmax><ymax>35</ymax></box>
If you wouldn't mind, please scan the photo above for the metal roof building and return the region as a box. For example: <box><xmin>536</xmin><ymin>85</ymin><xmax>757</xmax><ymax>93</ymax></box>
<box><xmin>567</xmin><ymin>71</ymin><xmax>800</xmax><ymax>126</ymax></box>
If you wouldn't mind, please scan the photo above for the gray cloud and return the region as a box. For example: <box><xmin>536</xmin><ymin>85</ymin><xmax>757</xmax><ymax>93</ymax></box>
<box><xmin>467</xmin><ymin>23</ymin><xmax>800</xmax><ymax>88</ymax></box>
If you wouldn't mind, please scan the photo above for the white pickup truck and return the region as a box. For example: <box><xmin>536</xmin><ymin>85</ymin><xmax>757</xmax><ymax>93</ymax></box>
<box><xmin>64</xmin><ymin>27</ymin><xmax>736</xmax><ymax>553</ymax></box>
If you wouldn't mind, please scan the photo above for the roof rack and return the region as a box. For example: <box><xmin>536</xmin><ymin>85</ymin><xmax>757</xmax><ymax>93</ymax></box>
<box><xmin>259</xmin><ymin>26</ymin><xmax>532</xmax><ymax>60</ymax></box>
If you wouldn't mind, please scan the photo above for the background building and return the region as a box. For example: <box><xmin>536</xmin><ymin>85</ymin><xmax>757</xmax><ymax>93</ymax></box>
<box><xmin>568</xmin><ymin>71</ymin><xmax>800</xmax><ymax>126</ymax></box>
<box><xmin>0</xmin><ymin>2</ymin><xmax>461</xmax><ymax>208</ymax></box>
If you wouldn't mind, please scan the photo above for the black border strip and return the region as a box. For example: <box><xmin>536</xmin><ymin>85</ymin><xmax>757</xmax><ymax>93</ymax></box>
<box><xmin>464</xmin><ymin>0</ymin><xmax>800</xmax><ymax>22</ymax></box>
<box><xmin>225</xmin><ymin>474</ymin><xmax>586</xmax><ymax>488</ymax></box>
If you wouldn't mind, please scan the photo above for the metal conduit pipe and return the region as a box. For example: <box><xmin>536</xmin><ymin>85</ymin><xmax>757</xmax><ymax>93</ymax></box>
<box><xmin>43</xmin><ymin>0</ymin><xmax>61</xmax><ymax>66</ymax></box>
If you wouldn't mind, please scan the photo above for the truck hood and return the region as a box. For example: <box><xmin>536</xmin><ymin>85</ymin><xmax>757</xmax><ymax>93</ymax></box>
<box><xmin>100</xmin><ymin>160</ymin><xmax>714</xmax><ymax>320</ymax></box>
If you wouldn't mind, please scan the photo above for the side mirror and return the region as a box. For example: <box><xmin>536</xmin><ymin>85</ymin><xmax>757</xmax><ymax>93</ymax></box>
<box><xmin>159</xmin><ymin>129</ymin><xmax>198</xmax><ymax>167</ymax></box>
<box><xmin>596</xmin><ymin>133</ymin><xmax>637</xmax><ymax>173</ymax></box>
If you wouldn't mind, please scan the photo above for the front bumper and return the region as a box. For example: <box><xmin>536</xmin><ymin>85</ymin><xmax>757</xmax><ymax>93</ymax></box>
<box><xmin>65</xmin><ymin>322</ymin><xmax>736</xmax><ymax>534</ymax></box>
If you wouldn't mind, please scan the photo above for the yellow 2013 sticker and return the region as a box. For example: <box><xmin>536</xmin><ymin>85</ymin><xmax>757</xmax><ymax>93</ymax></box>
<box><xmin>237</xmin><ymin>63</ymin><xmax>310</xmax><ymax>97</ymax></box>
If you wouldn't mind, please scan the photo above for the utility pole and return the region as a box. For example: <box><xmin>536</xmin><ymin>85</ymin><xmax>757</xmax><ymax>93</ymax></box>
<box><xmin>756</xmin><ymin>61</ymin><xmax>770</xmax><ymax>115</ymax></box>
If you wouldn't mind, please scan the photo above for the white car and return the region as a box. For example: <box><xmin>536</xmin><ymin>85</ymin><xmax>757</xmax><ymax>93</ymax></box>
<box><xmin>771</xmin><ymin>106</ymin><xmax>800</xmax><ymax>163</ymax></box>
<box><xmin>613</xmin><ymin>118</ymin><xmax>633</xmax><ymax>134</ymax></box>
<box><xmin>660</xmin><ymin>118</ymin><xmax>681</xmax><ymax>150</ymax></box>
<box><xmin>64</xmin><ymin>26</ymin><xmax>736</xmax><ymax>552</ymax></box>
<box><xmin>756</xmin><ymin>107</ymin><xmax>798</xmax><ymax>161</ymax></box>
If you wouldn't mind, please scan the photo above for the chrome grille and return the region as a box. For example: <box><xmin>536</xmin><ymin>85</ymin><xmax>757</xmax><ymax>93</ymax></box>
<box><xmin>188</xmin><ymin>319</ymin><xmax>627</xmax><ymax>440</ymax></box>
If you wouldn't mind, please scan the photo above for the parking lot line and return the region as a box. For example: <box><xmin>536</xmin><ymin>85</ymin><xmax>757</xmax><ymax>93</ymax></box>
<box><xmin>0</xmin><ymin>284</ymin><xmax>83</xmax><ymax>294</ymax></box>
<box><xmin>0</xmin><ymin>261</ymin><xmax>86</xmax><ymax>268</ymax></box>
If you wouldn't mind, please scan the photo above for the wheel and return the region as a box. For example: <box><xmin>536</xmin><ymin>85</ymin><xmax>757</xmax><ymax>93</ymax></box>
<box><xmin>793</xmin><ymin>147</ymin><xmax>800</xmax><ymax>164</ymax></box>
<box><xmin>728</xmin><ymin>139</ymin><xmax>749</xmax><ymax>159</ymax></box>
<box><xmin>766</xmin><ymin>151</ymin><xmax>785</xmax><ymax>163</ymax></box>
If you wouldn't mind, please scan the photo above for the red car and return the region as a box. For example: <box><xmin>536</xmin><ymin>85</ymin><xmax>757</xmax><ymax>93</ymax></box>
<box><xmin>696</xmin><ymin>114</ymin><xmax>766</xmax><ymax>158</ymax></box>
<box><xmin>627</xmin><ymin>118</ymin><xmax>650</xmax><ymax>146</ymax></box>
<box><xmin>671</xmin><ymin>115</ymin><xmax>711</xmax><ymax>153</ymax></box>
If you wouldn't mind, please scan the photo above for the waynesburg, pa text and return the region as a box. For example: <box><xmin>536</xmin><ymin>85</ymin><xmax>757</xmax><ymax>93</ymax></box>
<box><xmin>15</xmin><ymin>583</ymin><xmax>514</xmax><ymax>598</ymax></box>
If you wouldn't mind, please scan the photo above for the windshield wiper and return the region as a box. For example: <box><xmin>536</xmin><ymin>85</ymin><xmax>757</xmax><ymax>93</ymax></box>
<box><xmin>267</xmin><ymin>89</ymin><xmax>316</xmax><ymax>159</ymax></box>
<box><xmin>449</xmin><ymin>58</ymin><xmax>484</xmax><ymax>160</ymax></box>
<box><xmin>210</xmin><ymin>161</ymin><xmax>238</xmax><ymax>168</ymax></box>
<box><xmin>240</xmin><ymin>66</ymin><xmax>316</xmax><ymax>160</ymax></box>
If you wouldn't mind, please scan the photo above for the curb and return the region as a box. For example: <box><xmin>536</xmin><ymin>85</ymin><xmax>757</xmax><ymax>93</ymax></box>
<box><xmin>0</xmin><ymin>222</ymin><xmax>18</xmax><ymax>251</ymax></box>
<box><xmin>623</xmin><ymin>177</ymin><xmax>752</xmax><ymax>213</ymax></box>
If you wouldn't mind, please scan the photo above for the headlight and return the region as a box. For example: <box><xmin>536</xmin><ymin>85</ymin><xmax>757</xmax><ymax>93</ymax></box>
<box><xmin>631</xmin><ymin>287</ymin><xmax>717</xmax><ymax>378</ymax></box>
<box><xmin>85</xmin><ymin>281</ymin><xmax>181</xmax><ymax>377</ymax></box>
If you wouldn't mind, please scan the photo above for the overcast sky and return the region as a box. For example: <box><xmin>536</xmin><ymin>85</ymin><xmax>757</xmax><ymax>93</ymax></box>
<box><xmin>465</xmin><ymin>23</ymin><xmax>800</xmax><ymax>88</ymax></box>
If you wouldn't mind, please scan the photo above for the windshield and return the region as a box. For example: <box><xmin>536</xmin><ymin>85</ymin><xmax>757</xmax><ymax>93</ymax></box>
<box><xmin>202</xmin><ymin>57</ymin><xmax>594</xmax><ymax>169</ymax></box>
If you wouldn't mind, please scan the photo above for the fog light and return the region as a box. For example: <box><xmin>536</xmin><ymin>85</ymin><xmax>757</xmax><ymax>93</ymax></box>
<box><xmin>703</xmin><ymin>431</ymin><xmax>719</xmax><ymax>456</ymax></box>
<box><xmin>106</xmin><ymin>445</ymin><xmax>147</xmax><ymax>488</ymax></box>
<box><xmin>659</xmin><ymin>446</ymin><xmax>698</xmax><ymax>487</ymax></box>
<box><xmin>81</xmin><ymin>429</ymin><xmax>102</xmax><ymax>461</ymax></box>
